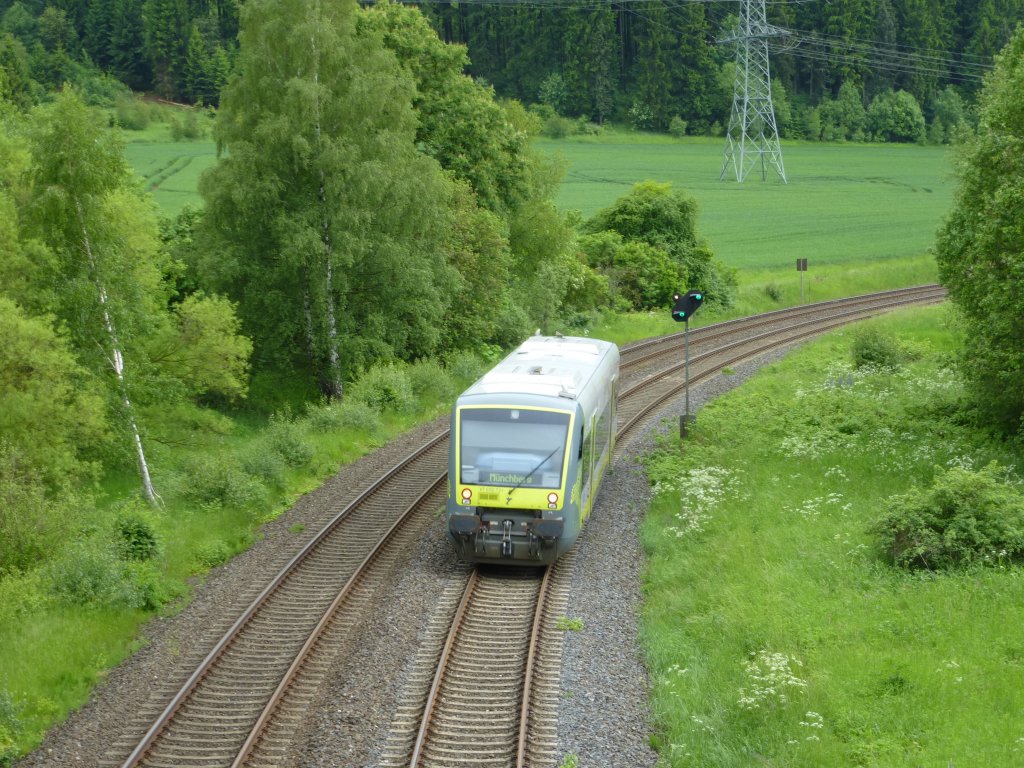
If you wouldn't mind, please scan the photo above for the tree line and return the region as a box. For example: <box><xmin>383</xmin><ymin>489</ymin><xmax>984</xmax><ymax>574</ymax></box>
<box><xmin>1</xmin><ymin>0</ymin><xmax>1022</xmax><ymax>135</ymax></box>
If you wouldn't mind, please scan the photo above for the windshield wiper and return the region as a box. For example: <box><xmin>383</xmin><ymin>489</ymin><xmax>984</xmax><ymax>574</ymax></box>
<box><xmin>506</xmin><ymin>445</ymin><xmax>562</xmax><ymax>504</ymax></box>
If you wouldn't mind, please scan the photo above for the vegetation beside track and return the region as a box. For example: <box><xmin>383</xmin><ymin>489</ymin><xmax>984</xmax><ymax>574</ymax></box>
<box><xmin>641</xmin><ymin>304</ymin><xmax>1024</xmax><ymax>766</ymax></box>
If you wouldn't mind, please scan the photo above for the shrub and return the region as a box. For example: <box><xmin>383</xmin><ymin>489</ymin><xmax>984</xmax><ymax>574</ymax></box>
<box><xmin>42</xmin><ymin>540</ymin><xmax>164</xmax><ymax>610</ymax></box>
<box><xmin>195</xmin><ymin>539</ymin><xmax>232</xmax><ymax>569</ymax></box>
<box><xmin>408</xmin><ymin>359</ymin><xmax>454</xmax><ymax>401</ymax></box>
<box><xmin>113</xmin><ymin>96</ymin><xmax>150</xmax><ymax>130</ymax></box>
<box><xmin>872</xmin><ymin>463</ymin><xmax>1024</xmax><ymax>569</ymax></box>
<box><xmin>446</xmin><ymin>350</ymin><xmax>488</xmax><ymax>383</ymax></box>
<box><xmin>178</xmin><ymin>455</ymin><xmax>269</xmax><ymax>508</ymax></box>
<box><xmin>541</xmin><ymin>115</ymin><xmax>573</xmax><ymax>139</ymax></box>
<box><xmin>334</xmin><ymin>399</ymin><xmax>382</xmax><ymax>433</ymax></box>
<box><xmin>169</xmin><ymin>110</ymin><xmax>203</xmax><ymax>140</ymax></box>
<box><xmin>0</xmin><ymin>689</ymin><xmax>20</xmax><ymax>768</ymax></box>
<box><xmin>350</xmin><ymin>363</ymin><xmax>415</xmax><ymax>414</ymax></box>
<box><xmin>763</xmin><ymin>283</ymin><xmax>783</xmax><ymax>303</ymax></box>
<box><xmin>266</xmin><ymin>413</ymin><xmax>314</xmax><ymax>468</ymax></box>
<box><xmin>113</xmin><ymin>505</ymin><xmax>161</xmax><ymax>561</ymax></box>
<box><xmin>850</xmin><ymin>327</ymin><xmax>917</xmax><ymax>369</ymax></box>
<box><xmin>239</xmin><ymin>442</ymin><xmax>287</xmax><ymax>489</ymax></box>
<box><xmin>304</xmin><ymin>399</ymin><xmax>346</xmax><ymax>433</ymax></box>
<box><xmin>669</xmin><ymin>115</ymin><xmax>688</xmax><ymax>138</ymax></box>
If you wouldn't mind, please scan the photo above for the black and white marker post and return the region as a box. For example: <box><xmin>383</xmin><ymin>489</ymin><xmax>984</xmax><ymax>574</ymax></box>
<box><xmin>671</xmin><ymin>290</ymin><xmax>705</xmax><ymax>437</ymax></box>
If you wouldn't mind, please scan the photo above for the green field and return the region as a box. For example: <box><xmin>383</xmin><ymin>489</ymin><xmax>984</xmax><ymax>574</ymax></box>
<box><xmin>536</xmin><ymin>134</ymin><xmax>955</xmax><ymax>272</ymax></box>
<box><xmin>124</xmin><ymin>137</ymin><xmax>217</xmax><ymax>216</ymax></box>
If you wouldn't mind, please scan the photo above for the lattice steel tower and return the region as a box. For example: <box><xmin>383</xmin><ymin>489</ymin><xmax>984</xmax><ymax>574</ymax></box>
<box><xmin>719</xmin><ymin>0</ymin><xmax>788</xmax><ymax>183</ymax></box>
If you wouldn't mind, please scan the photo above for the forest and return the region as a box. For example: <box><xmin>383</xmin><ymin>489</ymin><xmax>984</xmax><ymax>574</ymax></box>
<box><xmin>1</xmin><ymin>0</ymin><xmax>1023</xmax><ymax>138</ymax></box>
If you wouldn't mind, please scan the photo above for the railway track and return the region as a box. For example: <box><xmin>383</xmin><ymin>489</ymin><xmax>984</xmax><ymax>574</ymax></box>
<box><xmin>109</xmin><ymin>286</ymin><xmax>944</xmax><ymax>768</ymax></box>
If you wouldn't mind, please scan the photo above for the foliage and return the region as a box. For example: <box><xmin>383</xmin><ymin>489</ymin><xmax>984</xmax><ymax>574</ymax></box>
<box><xmin>199</xmin><ymin>0</ymin><xmax>460</xmax><ymax>397</ymax></box>
<box><xmin>0</xmin><ymin>298</ymin><xmax>107</xmax><ymax>486</ymax></box>
<box><xmin>265</xmin><ymin>413</ymin><xmax>314</xmax><ymax>469</ymax></box>
<box><xmin>872</xmin><ymin>463</ymin><xmax>1024</xmax><ymax>569</ymax></box>
<box><xmin>349</xmin><ymin>363</ymin><xmax>416</xmax><ymax>414</ymax></box>
<box><xmin>42</xmin><ymin>539</ymin><xmax>165</xmax><ymax>611</ymax></box>
<box><xmin>849</xmin><ymin>327</ymin><xmax>919</xmax><ymax>369</ymax></box>
<box><xmin>584</xmin><ymin>181</ymin><xmax>736</xmax><ymax>308</ymax></box>
<box><xmin>817</xmin><ymin>81</ymin><xmax>866</xmax><ymax>142</ymax></box>
<box><xmin>0</xmin><ymin>446</ymin><xmax>83</xmax><ymax>575</ymax></box>
<box><xmin>113</xmin><ymin>504</ymin><xmax>161</xmax><ymax>561</ymax></box>
<box><xmin>936</xmin><ymin>27</ymin><xmax>1024</xmax><ymax>433</ymax></box>
<box><xmin>669</xmin><ymin>115</ymin><xmax>688</xmax><ymax>138</ymax></box>
<box><xmin>866</xmin><ymin>90</ymin><xmax>926</xmax><ymax>143</ymax></box>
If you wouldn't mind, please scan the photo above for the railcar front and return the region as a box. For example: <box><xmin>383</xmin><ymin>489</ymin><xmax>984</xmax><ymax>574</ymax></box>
<box><xmin>447</xmin><ymin>392</ymin><xmax>583</xmax><ymax>565</ymax></box>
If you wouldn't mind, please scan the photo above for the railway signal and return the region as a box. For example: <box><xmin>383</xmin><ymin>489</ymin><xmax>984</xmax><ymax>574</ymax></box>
<box><xmin>672</xmin><ymin>290</ymin><xmax>704</xmax><ymax>322</ymax></box>
<box><xmin>671</xmin><ymin>290</ymin><xmax>704</xmax><ymax>437</ymax></box>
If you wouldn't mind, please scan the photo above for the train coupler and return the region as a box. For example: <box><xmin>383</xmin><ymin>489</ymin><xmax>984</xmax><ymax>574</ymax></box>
<box><xmin>500</xmin><ymin>519</ymin><xmax>514</xmax><ymax>557</ymax></box>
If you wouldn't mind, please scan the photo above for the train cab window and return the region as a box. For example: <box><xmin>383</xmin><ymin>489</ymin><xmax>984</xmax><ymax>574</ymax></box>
<box><xmin>458</xmin><ymin>407</ymin><xmax>571</xmax><ymax>489</ymax></box>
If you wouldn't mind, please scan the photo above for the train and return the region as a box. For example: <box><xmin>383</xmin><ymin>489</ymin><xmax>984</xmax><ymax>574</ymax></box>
<box><xmin>446</xmin><ymin>334</ymin><xmax>620</xmax><ymax>565</ymax></box>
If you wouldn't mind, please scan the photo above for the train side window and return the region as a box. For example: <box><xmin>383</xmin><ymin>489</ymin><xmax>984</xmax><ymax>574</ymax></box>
<box><xmin>578</xmin><ymin>425</ymin><xmax>584</xmax><ymax>459</ymax></box>
<box><xmin>581</xmin><ymin>422</ymin><xmax>593</xmax><ymax>490</ymax></box>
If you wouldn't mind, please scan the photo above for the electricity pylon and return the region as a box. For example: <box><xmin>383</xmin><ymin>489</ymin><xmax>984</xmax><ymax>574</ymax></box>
<box><xmin>719</xmin><ymin>0</ymin><xmax>788</xmax><ymax>183</ymax></box>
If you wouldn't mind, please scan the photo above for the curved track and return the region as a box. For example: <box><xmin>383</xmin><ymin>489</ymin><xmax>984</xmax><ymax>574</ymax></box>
<box><xmin>111</xmin><ymin>286</ymin><xmax>944</xmax><ymax>768</ymax></box>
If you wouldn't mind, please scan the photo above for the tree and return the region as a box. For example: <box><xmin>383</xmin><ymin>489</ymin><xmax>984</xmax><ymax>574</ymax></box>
<box><xmin>199</xmin><ymin>0</ymin><xmax>458</xmax><ymax>398</ymax></box>
<box><xmin>0</xmin><ymin>297</ymin><xmax>106</xmax><ymax>489</ymax></box>
<box><xmin>935</xmin><ymin>26</ymin><xmax>1024</xmax><ymax>433</ymax></box>
<box><xmin>24</xmin><ymin>88</ymin><xmax>166</xmax><ymax>502</ymax></box>
<box><xmin>866</xmin><ymin>89</ymin><xmax>926</xmax><ymax>142</ymax></box>
<box><xmin>584</xmin><ymin>181</ymin><xmax>737</xmax><ymax>307</ymax></box>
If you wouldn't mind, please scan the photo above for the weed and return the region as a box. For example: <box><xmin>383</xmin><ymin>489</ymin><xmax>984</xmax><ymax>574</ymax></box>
<box><xmin>556</xmin><ymin>616</ymin><xmax>584</xmax><ymax>632</ymax></box>
<box><xmin>557</xmin><ymin>753</ymin><xmax>580</xmax><ymax>768</ymax></box>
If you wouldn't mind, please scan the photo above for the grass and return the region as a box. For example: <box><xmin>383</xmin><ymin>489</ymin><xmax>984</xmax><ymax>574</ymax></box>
<box><xmin>123</xmin><ymin>138</ymin><xmax>216</xmax><ymax>217</ymax></box>
<box><xmin>640</xmin><ymin>305</ymin><xmax>1024</xmax><ymax>766</ymax></box>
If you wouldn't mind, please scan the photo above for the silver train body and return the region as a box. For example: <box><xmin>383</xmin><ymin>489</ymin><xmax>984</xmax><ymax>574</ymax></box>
<box><xmin>446</xmin><ymin>335</ymin><xmax>620</xmax><ymax>565</ymax></box>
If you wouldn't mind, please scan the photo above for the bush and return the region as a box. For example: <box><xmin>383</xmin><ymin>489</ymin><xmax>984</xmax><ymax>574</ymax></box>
<box><xmin>669</xmin><ymin>115</ymin><xmax>688</xmax><ymax>138</ymax></box>
<box><xmin>445</xmin><ymin>350</ymin><xmax>488</xmax><ymax>383</ymax></box>
<box><xmin>334</xmin><ymin>399</ymin><xmax>382</xmax><ymax>433</ymax></box>
<box><xmin>541</xmin><ymin>115</ymin><xmax>573</xmax><ymax>139</ymax></box>
<box><xmin>266</xmin><ymin>414</ymin><xmax>314</xmax><ymax>468</ymax></box>
<box><xmin>113</xmin><ymin>505</ymin><xmax>161</xmax><ymax>561</ymax></box>
<box><xmin>763</xmin><ymin>283</ymin><xmax>783</xmax><ymax>303</ymax></box>
<box><xmin>0</xmin><ymin>689</ymin><xmax>20</xmax><ymax>768</ymax></box>
<box><xmin>42</xmin><ymin>540</ymin><xmax>165</xmax><ymax>610</ymax></box>
<box><xmin>238</xmin><ymin>442</ymin><xmax>287</xmax><ymax>489</ymax></box>
<box><xmin>113</xmin><ymin>96</ymin><xmax>150</xmax><ymax>130</ymax></box>
<box><xmin>872</xmin><ymin>464</ymin><xmax>1024</xmax><ymax>569</ymax></box>
<box><xmin>408</xmin><ymin>359</ymin><xmax>454</xmax><ymax>401</ymax></box>
<box><xmin>350</xmin><ymin>363</ymin><xmax>416</xmax><ymax>413</ymax></box>
<box><xmin>178</xmin><ymin>454</ymin><xmax>269</xmax><ymax>508</ymax></box>
<box><xmin>169</xmin><ymin>110</ymin><xmax>203</xmax><ymax>140</ymax></box>
<box><xmin>194</xmin><ymin>539</ymin><xmax>232</xmax><ymax>569</ymax></box>
<box><xmin>850</xmin><ymin>327</ymin><xmax>918</xmax><ymax>369</ymax></box>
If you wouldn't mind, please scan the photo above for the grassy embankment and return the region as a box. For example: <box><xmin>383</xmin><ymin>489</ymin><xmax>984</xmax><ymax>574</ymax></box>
<box><xmin>639</xmin><ymin>305</ymin><xmax>1024</xmax><ymax>766</ymax></box>
<box><xmin>0</xmin><ymin>125</ymin><xmax>959</xmax><ymax>762</ymax></box>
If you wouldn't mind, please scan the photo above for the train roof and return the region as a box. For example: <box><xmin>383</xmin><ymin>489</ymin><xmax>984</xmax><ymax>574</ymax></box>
<box><xmin>459</xmin><ymin>335</ymin><xmax>619</xmax><ymax>403</ymax></box>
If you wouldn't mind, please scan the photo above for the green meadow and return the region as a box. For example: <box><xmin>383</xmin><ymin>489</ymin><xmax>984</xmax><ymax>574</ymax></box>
<box><xmin>124</xmin><ymin>137</ymin><xmax>217</xmax><ymax>217</ymax></box>
<box><xmin>536</xmin><ymin>133</ymin><xmax>955</xmax><ymax>273</ymax></box>
<box><xmin>641</xmin><ymin>307</ymin><xmax>1024</xmax><ymax>766</ymax></box>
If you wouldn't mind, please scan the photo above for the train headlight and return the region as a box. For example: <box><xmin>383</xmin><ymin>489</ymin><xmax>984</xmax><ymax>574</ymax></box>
<box><xmin>461</xmin><ymin>488</ymin><xmax>472</xmax><ymax>505</ymax></box>
<box><xmin>547</xmin><ymin>492</ymin><xmax>559</xmax><ymax>509</ymax></box>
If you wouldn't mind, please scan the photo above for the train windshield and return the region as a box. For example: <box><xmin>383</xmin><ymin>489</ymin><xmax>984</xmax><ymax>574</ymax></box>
<box><xmin>458</xmin><ymin>408</ymin><xmax>571</xmax><ymax>489</ymax></box>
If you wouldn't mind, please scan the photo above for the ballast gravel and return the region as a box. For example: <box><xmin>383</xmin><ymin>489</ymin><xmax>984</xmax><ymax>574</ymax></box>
<box><xmin>16</xmin><ymin>349</ymin><xmax>790</xmax><ymax>768</ymax></box>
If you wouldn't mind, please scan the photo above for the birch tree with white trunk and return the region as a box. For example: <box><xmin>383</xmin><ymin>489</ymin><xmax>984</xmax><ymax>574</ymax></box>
<box><xmin>25</xmin><ymin>88</ymin><xmax>169</xmax><ymax>504</ymax></box>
